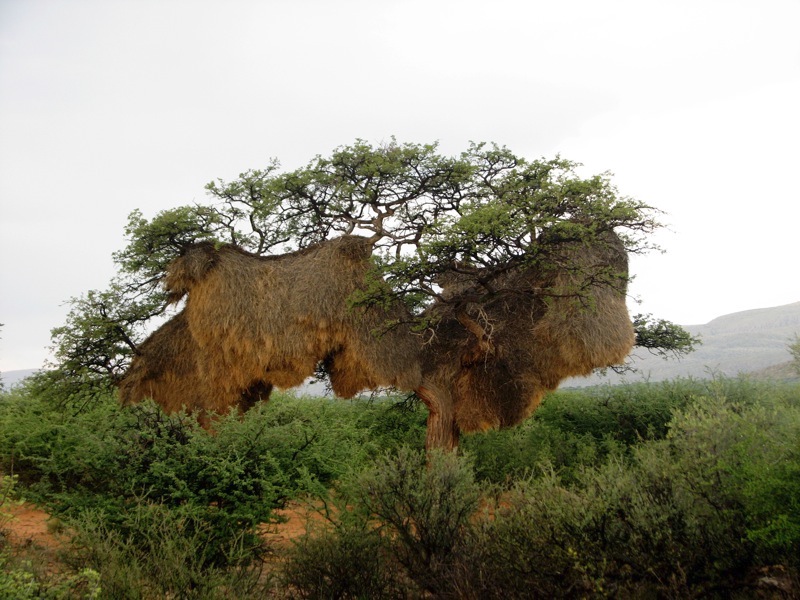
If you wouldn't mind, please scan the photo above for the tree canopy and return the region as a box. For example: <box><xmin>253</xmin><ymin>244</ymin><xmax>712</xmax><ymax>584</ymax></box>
<box><xmin>44</xmin><ymin>140</ymin><xmax>696</xmax><ymax>402</ymax></box>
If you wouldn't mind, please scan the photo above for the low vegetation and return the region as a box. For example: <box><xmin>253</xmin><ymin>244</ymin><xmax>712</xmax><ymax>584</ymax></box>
<box><xmin>1</xmin><ymin>377</ymin><xmax>798</xmax><ymax>598</ymax></box>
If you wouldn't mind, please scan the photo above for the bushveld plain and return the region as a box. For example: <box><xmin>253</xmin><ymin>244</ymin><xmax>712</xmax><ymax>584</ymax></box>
<box><xmin>1</xmin><ymin>373</ymin><xmax>798</xmax><ymax>598</ymax></box>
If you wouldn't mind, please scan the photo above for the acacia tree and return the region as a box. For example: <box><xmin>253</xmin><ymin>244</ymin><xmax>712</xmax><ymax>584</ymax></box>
<box><xmin>790</xmin><ymin>335</ymin><xmax>800</xmax><ymax>376</ymax></box>
<box><xmin>0</xmin><ymin>322</ymin><xmax>4</xmax><ymax>392</ymax></box>
<box><xmin>44</xmin><ymin>140</ymin><xmax>695</xmax><ymax>405</ymax></box>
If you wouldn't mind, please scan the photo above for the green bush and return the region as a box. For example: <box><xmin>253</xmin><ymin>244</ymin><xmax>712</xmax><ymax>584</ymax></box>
<box><xmin>282</xmin><ymin>447</ymin><xmax>482</xmax><ymax>599</ymax></box>
<box><xmin>0</xmin><ymin>395</ymin><xmax>278</xmax><ymax>565</ymax></box>
<box><xmin>2</xmin><ymin>377</ymin><xmax>798</xmax><ymax>597</ymax></box>
<box><xmin>460</xmin><ymin>379</ymin><xmax>703</xmax><ymax>484</ymax></box>
<box><xmin>461</xmin><ymin>418</ymin><xmax>624</xmax><ymax>484</ymax></box>
<box><xmin>535</xmin><ymin>380</ymin><xmax>696</xmax><ymax>443</ymax></box>
<box><xmin>0</xmin><ymin>385</ymin><xmax>427</xmax><ymax>596</ymax></box>
<box><xmin>667</xmin><ymin>394</ymin><xmax>800</xmax><ymax>567</ymax></box>
<box><xmin>352</xmin><ymin>396</ymin><xmax>427</xmax><ymax>451</ymax></box>
<box><xmin>459</xmin><ymin>387</ymin><xmax>800</xmax><ymax>597</ymax></box>
<box><xmin>281</xmin><ymin>516</ymin><xmax>399</xmax><ymax>599</ymax></box>
<box><xmin>350</xmin><ymin>448</ymin><xmax>481</xmax><ymax>596</ymax></box>
<box><xmin>0</xmin><ymin>555</ymin><xmax>101</xmax><ymax>600</ymax></box>
<box><xmin>456</xmin><ymin>471</ymin><xmax>606</xmax><ymax>598</ymax></box>
<box><xmin>281</xmin><ymin>381</ymin><xmax>800</xmax><ymax>598</ymax></box>
<box><xmin>226</xmin><ymin>393</ymin><xmax>426</xmax><ymax>489</ymax></box>
<box><xmin>463</xmin><ymin>378</ymin><xmax>800</xmax><ymax>486</ymax></box>
<box><xmin>0</xmin><ymin>389</ymin><xmax>424</xmax><ymax>521</ymax></box>
<box><xmin>68</xmin><ymin>503</ymin><xmax>267</xmax><ymax>599</ymax></box>
<box><xmin>1</xmin><ymin>472</ymin><xmax>102</xmax><ymax>600</ymax></box>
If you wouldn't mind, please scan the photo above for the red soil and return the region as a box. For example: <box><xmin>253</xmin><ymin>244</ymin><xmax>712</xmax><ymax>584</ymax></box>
<box><xmin>3</xmin><ymin>500</ymin><xmax>322</xmax><ymax>555</ymax></box>
<box><xmin>5</xmin><ymin>503</ymin><xmax>61</xmax><ymax>550</ymax></box>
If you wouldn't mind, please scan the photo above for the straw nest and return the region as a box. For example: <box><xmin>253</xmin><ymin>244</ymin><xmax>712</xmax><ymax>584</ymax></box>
<box><xmin>119</xmin><ymin>235</ymin><xmax>422</xmax><ymax>418</ymax></box>
<box><xmin>118</xmin><ymin>309</ymin><xmax>271</xmax><ymax>424</ymax></box>
<box><xmin>417</xmin><ymin>230</ymin><xmax>635</xmax><ymax>444</ymax></box>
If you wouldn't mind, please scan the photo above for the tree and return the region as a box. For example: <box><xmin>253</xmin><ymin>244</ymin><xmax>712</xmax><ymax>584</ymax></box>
<box><xmin>0</xmin><ymin>322</ymin><xmax>4</xmax><ymax>392</ymax></box>
<box><xmin>631</xmin><ymin>313</ymin><xmax>700</xmax><ymax>359</ymax></box>
<box><xmin>790</xmin><ymin>334</ymin><xmax>800</xmax><ymax>376</ymax></box>
<box><xmin>47</xmin><ymin>140</ymin><xmax>695</xmax><ymax>423</ymax></box>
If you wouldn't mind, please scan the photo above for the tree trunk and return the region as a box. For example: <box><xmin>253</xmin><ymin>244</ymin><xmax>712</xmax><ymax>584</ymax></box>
<box><xmin>416</xmin><ymin>384</ymin><xmax>459</xmax><ymax>452</ymax></box>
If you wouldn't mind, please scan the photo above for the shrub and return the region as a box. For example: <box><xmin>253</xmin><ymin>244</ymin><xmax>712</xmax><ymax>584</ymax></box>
<box><xmin>458</xmin><ymin>387</ymin><xmax>800</xmax><ymax>597</ymax></box>
<box><xmin>463</xmin><ymin>378</ymin><xmax>800</xmax><ymax>486</ymax></box>
<box><xmin>460</xmin><ymin>379</ymin><xmax>705</xmax><ymax>484</ymax></box>
<box><xmin>228</xmin><ymin>393</ymin><xmax>426</xmax><ymax>489</ymax></box>
<box><xmin>282</xmin><ymin>447</ymin><xmax>482</xmax><ymax>599</ymax></box>
<box><xmin>667</xmin><ymin>393</ymin><xmax>800</xmax><ymax>568</ymax></box>
<box><xmin>352</xmin><ymin>396</ymin><xmax>427</xmax><ymax>452</ymax></box>
<box><xmin>351</xmin><ymin>448</ymin><xmax>481</xmax><ymax>596</ymax></box>
<box><xmin>534</xmin><ymin>379</ymin><xmax>703</xmax><ymax>443</ymax></box>
<box><xmin>3</xmin><ymin>376</ymin><xmax>798</xmax><ymax>596</ymax></box>
<box><xmin>280</xmin><ymin>381</ymin><xmax>800</xmax><ymax>598</ymax></box>
<box><xmin>0</xmin><ymin>556</ymin><xmax>101</xmax><ymax>600</ymax></box>
<box><xmin>455</xmin><ymin>471</ymin><xmax>608</xmax><ymax>598</ymax></box>
<box><xmin>461</xmin><ymin>417</ymin><xmax>624</xmax><ymax>484</ymax></box>
<box><xmin>0</xmin><ymin>472</ymin><xmax>102</xmax><ymax>599</ymax></box>
<box><xmin>0</xmin><ymin>386</ymin><xmax>427</xmax><ymax>597</ymax></box>
<box><xmin>281</xmin><ymin>517</ymin><xmax>399</xmax><ymax>599</ymax></box>
<box><xmin>5</xmin><ymin>398</ymin><xmax>279</xmax><ymax>566</ymax></box>
<box><xmin>68</xmin><ymin>503</ymin><xmax>267</xmax><ymax>599</ymax></box>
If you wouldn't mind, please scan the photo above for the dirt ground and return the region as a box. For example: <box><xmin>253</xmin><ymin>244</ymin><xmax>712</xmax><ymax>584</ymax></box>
<box><xmin>4</xmin><ymin>500</ymin><xmax>320</xmax><ymax>551</ymax></box>
<box><xmin>5</xmin><ymin>503</ymin><xmax>58</xmax><ymax>550</ymax></box>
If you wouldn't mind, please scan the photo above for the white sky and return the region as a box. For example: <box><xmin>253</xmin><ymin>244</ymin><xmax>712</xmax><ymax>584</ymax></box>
<box><xmin>1</xmin><ymin>0</ymin><xmax>798</xmax><ymax>372</ymax></box>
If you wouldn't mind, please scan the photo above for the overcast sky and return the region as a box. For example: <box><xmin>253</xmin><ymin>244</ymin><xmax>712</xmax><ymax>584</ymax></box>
<box><xmin>1</xmin><ymin>0</ymin><xmax>798</xmax><ymax>373</ymax></box>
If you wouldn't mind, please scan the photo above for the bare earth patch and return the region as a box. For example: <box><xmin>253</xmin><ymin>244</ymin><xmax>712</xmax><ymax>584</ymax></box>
<box><xmin>264</xmin><ymin>501</ymin><xmax>329</xmax><ymax>549</ymax></box>
<box><xmin>6</xmin><ymin>503</ymin><xmax>61</xmax><ymax>550</ymax></box>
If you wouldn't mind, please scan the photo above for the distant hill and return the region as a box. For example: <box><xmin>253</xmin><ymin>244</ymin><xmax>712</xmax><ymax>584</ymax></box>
<box><xmin>749</xmin><ymin>360</ymin><xmax>800</xmax><ymax>383</ymax></box>
<box><xmin>1</xmin><ymin>369</ymin><xmax>39</xmax><ymax>389</ymax></box>
<box><xmin>569</xmin><ymin>301</ymin><xmax>800</xmax><ymax>386</ymax></box>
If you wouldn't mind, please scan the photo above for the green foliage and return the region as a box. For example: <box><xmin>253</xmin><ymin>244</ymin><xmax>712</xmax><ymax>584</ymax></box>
<box><xmin>283</xmin><ymin>447</ymin><xmax>482</xmax><ymax>598</ymax></box>
<box><xmin>5</xmin><ymin>377</ymin><xmax>797</xmax><ymax>596</ymax></box>
<box><xmin>536</xmin><ymin>378</ymin><xmax>710</xmax><ymax>441</ymax></box>
<box><xmin>0</xmin><ymin>555</ymin><xmax>101</xmax><ymax>600</ymax></box>
<box><xmin>0</xmin><ymin>384</ymin><xmax>428</xmax><ymax>597</ymax></box>
<box><xmin>519</xmin><ymin>388</ymin><xmax>800</xmax><ymax>595</ymax></box>
<box><xmin>44</xmin><ymin>206</ymin><xmax>225</xmax><ymax>400</ymax></box>
<box><xmin>43</xmin><ymin>285</ymin><xmax>166</xmax><ymax>405</ymax></box>
<box><xmin>1</xmin><ymin>473</ymin><xmax>22</xmax><ymax>530</ymax></box>
<box><xmin>460</xmin><ymin>417</ymin><xmax>621</xmax><ymax>485</ymax></box>
<box><xmin>114</xmin><ymin>206</ymin><xmax>223</xmax><ymax>281</ymax></box>
<box><xmin>348</xmin><ymin>448</ymin><xmax>482</xmax><ymax>596</ymax></box>
<box><xmin>0</xmin><ymin>396</ymin><xmax>274</xmax><ymax>570</ymax></box>
<box><xmin>0</xmin><ymin>388</ymin><xmax>425</xmax><ymax>502</ymax></box>
<box><xmin>462</xmin><ymin>378</ymin><xmax>717</xmax><ymax>483</ymax></box>
<box><xmin>278</xmin><ymin>379</ymin><xmax>800</xmax><ymax>598</ymax></box>
<box><xmin>0</xmin><ymin>557</ymin><xmax>40</xmax><ymax>600</ymax></box>
<box><xmin>68</xmin><ymin>503</ymin><xmax>266</xmax><ymax>599</ymax></box>
<box><xmin>666</xmin><ymin>394</ymin><xmax>800</xmax><ymax>565</ymax></box>
<box><xmin>280</xmin><ymin>514</ymin><xmax>399</xmax><ymax>599</ymax></box>
<box><xmin>461</xmin><ymin>378</ymin><xmax>797</xmax><ymax>483</ymax></box>
<box><xmin>0</xmin><ymin>386</ymin><xmax>426</xmax><ymax>589</ymax></box>
<box><xmin>632</xmin><ymin>312</ymin><xmax>700</xmax><ymax>360</ymax></box>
